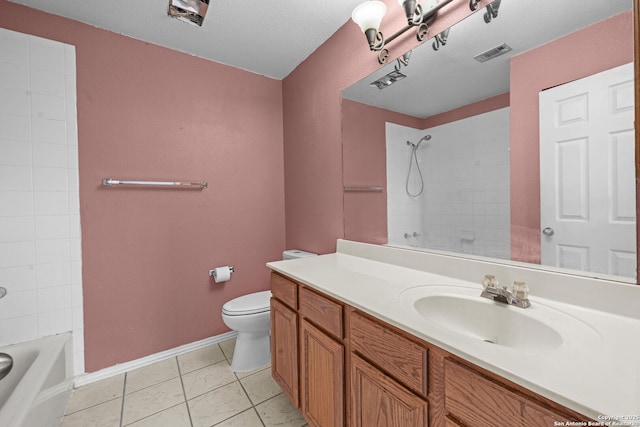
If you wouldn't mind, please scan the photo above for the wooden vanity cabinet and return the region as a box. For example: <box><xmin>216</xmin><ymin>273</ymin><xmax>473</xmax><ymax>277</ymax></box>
<box><xmin>347</xmin><ymin>309</ymin><xmax>590</xmax><ymax>427</ymax></box>
<box><xmin>443</xmin><ymin>357</ymin><xmax>590</xmax><ymax>427</ymax></box>
<box><xmin>270</xmin><ymin>272</ymin><xmax>345</xmax><ymax>427</ymax></box>
<box><xmin>270</xmin><ymin>272</ymin><xmax>591</xmax><ymax>427</ymax></box>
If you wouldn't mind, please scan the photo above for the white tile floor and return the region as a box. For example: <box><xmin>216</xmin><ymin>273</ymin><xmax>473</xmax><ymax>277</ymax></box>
<box><xmin>62</xmin><ymin>338</ymin><xmax>308</xmax><ymax>427</ymax></box>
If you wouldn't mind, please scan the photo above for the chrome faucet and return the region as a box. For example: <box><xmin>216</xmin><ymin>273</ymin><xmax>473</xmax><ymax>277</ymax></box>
<box><xmin>480</xmin><ymin>275</ymin><xmax>530</xmax><ymax>308</ymax></box>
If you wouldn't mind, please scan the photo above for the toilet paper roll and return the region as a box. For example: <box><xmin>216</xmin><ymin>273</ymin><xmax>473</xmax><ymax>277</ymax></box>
<box><xmin>212</xmin><ymin>266</ymin><xmax>232</xmax><ymax>283</ymax></box>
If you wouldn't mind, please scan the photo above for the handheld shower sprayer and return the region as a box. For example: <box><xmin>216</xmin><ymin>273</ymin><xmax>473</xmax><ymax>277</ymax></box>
<box><xmin>406</xmin><ymin>134</ymin><xmax>431</xmax><ymax>148</ymax></box>
<box><xmin>405</xmin><ymin>135</ymin><xmax>430</xmax><ymax>198</ymax></box>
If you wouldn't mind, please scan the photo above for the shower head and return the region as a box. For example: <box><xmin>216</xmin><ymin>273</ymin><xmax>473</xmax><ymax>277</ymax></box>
<box><xmin>407</xmin><ymin>135</ymin><xmax>431</xmax><ymax>149</ymax></box>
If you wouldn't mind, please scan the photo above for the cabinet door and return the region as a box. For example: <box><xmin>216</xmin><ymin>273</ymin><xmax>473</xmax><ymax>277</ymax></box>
<box><xmin>351</xmin><ymin>354</ymin><xmax>428</xmax><ymax>427</ymax></box>
<box><xmin>271</xmin><ymin>298</ymin><xmax>299</xmax><ymax>407</ymax></box>
<box><xmin>300</xmin><ymin>319</ymin><xmax>344</xmax><ymax>427</ymax></box>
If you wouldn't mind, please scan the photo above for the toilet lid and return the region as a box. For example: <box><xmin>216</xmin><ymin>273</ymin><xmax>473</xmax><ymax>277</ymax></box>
<box><xmin>222</xmin><ymin>290</ymin><xmax>272</xmax><ymax>316</ymax></box>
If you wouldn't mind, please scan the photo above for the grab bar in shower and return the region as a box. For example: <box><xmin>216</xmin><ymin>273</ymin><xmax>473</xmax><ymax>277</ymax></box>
<box><xmin>102</xmin><ymin>178</ymin><xmax>208</xmax><ymax>189</ymax></box>
<box><xmin>343</xmin><ymin>186</ymin><xmax>384</xmax><ymax>192</ymax></box>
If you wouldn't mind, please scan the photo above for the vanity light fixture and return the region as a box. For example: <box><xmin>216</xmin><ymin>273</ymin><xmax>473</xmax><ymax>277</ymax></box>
<box><xmin>168</xmin><ymin>0</ymin><xmax>209</xmax><ymax>27</ymax></box>
<box><xmin>483</xmin><ymin>0</ymin><xmax>501</xmax><ymax>23</ymax></box>
<box><xmin>432</xmin><ymin>27</ymin><xmax>450</xmax><ymax>51</ymax></box>
<box><xmin>352</xmin><ymin>0</ymin><xmax>482</xmax><ymax>64</ymax></box>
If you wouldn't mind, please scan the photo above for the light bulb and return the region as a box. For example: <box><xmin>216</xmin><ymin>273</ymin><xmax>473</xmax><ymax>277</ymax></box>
<box><xmin>351</xmin><ymin>1</ymin><xmax>387</xmax><ymax>33</ymax></box>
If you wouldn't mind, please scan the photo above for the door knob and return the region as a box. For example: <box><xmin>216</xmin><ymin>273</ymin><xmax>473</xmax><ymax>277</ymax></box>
<box><xmin>542</xmin><ymin>227</ymin><xmax>555</xmax><ymax>236</ymax></box>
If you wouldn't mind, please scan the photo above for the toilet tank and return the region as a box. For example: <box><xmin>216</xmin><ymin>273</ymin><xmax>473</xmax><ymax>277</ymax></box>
<box><xmin>283</xmin><ymin>249</ymin><xmax>317</xmax><ymax>260</ymax></box>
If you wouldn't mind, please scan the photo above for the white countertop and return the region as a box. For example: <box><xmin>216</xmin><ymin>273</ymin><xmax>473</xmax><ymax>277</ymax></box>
<box><xmin>267</xmin><ymin>240</ymin><xmax>640</xmax><ymax>423</ymax></box>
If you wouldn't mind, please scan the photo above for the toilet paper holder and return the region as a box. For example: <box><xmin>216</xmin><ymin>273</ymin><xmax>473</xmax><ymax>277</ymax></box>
<box><xmin>208</xmin><ymin>266</ymin><xmax>235</xmax><ymax>277</ymax></box>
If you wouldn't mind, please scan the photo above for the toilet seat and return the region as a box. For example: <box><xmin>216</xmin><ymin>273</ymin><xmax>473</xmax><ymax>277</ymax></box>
<box><xmin>222</xmin><ymin>290</ymin><xmax>271</xmax><ymax>316</ymax></box>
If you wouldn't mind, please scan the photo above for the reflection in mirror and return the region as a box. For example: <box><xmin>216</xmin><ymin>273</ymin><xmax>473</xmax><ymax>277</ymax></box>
<box><xmin>342</xmin><ymin>0</ymin><xmax>637</xmax><ymax>282</ymax></box>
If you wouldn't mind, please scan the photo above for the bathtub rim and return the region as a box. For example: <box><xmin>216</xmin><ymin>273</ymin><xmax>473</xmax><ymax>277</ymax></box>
<box><xmin>0</xmin><ymin>333</ymin><xmax>73</xmax><ymax>427</ymax></box>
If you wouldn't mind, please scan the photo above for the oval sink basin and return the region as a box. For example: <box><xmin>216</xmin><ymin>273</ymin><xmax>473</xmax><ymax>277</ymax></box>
<box><xmin>401</xmin><ymin>285</ymin><xmax>599</xmax><ymax>351</ymax></box>
<box><xmin>414</xmin><ymin>295</ymin><xmax>562</xmax><ymax>350</ymax></box>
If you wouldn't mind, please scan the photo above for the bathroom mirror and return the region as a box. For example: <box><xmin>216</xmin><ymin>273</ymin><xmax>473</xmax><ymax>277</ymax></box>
<box><xmin>342</xmin><ymin>0</ymin><xmax>637</xmax><ymax>282</ymax></box>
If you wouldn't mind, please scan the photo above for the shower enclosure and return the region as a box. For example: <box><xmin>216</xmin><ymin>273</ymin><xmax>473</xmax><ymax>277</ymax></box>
<box><xmin>386</xmin><ymin>108</ymin><xmax>510</xmax><ymax>259</ymax></box>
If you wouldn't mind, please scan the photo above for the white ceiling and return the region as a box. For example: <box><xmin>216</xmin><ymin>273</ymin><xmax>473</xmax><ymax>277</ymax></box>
<box><xmin>7</xmin><ymin>0</ymin><xmax>363</xmax><ymax>80</ymax></box>
<box><xmin>7</xmin><ymin>0</ymin><xmax>633</xmax><ymax>96</ymax></box>
<box><xmin>343</xmin><ymin>0</ymin><xmax>633</xmax><ymax>118</ymax></box>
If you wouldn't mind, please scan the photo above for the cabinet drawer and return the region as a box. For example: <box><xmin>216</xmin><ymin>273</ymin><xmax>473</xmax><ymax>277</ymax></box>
<box><xmin>299</xmin><ymin>287</ymin><xmax>343</xmax><ymax>339</ymax></box>
<box><xmin>271</xmin><ymin>272</ymin><xmax>297</xmax><ymax>309</ymax></box>
<box><xmin>444</xmin><ymin>359</ymin><xmax>522</xmax><ymax>427</ymax></box>
<box><xmin>444</xmin><ymin>358</ymin><xmax>589</xmax><ymax>427</ymax></box>
<box><xmin>350</xmin><ymin>310</ymin><xmax>427</xmax><ymax>397</ymax></box>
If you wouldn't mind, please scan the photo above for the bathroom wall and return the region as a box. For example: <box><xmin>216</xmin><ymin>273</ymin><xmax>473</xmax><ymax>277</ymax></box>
<box><xmin>283</xmin><ymin>0</ymin><xmax>488</xmax><ymax>254</ymax></box>
<box><xmin>509</xmin><ymin>11</ymin><xmax>634</xmax><ymax>264</ymax></box>
<box><xmin>342</xmin><ymin>99</ymin><xmax>423</xmax><ymax>244</ymax></box>
<box><xmin>0</xmin><ymin>1</ymin><xmax>286</xmax><ymax>372</ymax></box>
<box><xmin>0</xmin><ymin>28</ymin><xmax>84</xmax><ymax>373</ymax></box>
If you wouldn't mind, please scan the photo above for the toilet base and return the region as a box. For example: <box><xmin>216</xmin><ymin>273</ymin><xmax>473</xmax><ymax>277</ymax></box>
<box><xmin>230</xmin><ymin>331</ymin><xmax>271</xmax><ymax>372</ymax></box>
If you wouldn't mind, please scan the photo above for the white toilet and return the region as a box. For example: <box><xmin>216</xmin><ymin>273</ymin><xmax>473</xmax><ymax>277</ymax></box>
<box><xmin>221</xmin><ymin>249</ymin><xmax>317</xmax><ymax>372</ymax></box>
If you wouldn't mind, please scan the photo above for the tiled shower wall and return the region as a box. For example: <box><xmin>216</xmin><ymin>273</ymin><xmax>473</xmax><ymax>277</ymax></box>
<box><xmin>386</xmin><ymin>123</ymin><xmax>428</xmax><ymax>247</ymax></box>
<box><xmin>387</xmin><ymin>108</ymin><xmax>510</xmax><ymax>259</ymax></box>
<box><xmin>0</xmin><ymin>28</ymin><xmax>83</xmax><ymax>374</ymax></box>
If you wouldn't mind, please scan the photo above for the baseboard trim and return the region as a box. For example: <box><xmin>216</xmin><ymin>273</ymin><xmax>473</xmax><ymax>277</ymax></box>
<box><xmin>73</xmin><ymin>331</ymin><xmax>238</xmax><ymax>388</ymax></box>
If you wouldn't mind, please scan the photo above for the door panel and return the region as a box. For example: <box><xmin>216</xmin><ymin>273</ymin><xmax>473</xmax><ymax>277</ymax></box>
<box><xmin>539</xmin><ymin>62</ymin><xmax>636</xmax><ymax>278</ymax></box>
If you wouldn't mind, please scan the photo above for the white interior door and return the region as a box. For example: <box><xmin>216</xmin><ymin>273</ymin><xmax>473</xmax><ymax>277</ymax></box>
<box><xmin>539</xmin><ymin>62</ymin><xmax>636</xmax><ymax>278</ymax></box>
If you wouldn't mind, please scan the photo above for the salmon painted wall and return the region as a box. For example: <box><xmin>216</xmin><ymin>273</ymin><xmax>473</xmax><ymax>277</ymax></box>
<box><xmin>0</xmin><ymin>1</ymin><xmax>285</xmax><ymax>371</ymax></box>
<box><xmin>283</xmin><ymin>0</ymin><xmax>492</xmax><ymax>254</ymax></box>
<box><xmin>510</xmin><ymin>11</ymin><xmax>634</xmax><ymax>264</ymax></box>
<box><xmin>342</xmin><ymin>99</ymin><xmax>424</xmax><ymax>244</ymax></box>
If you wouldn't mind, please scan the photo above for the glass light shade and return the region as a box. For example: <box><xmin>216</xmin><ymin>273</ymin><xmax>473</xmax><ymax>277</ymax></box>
<box><xmin>351</xmin><ymin>1</ymin><xmax>387</xmax><ymax>33</ymax></box>
<box><xmin>422</xmin><ymin>0</ymin><xmax>438</xmax><ymax>10</ymax></box>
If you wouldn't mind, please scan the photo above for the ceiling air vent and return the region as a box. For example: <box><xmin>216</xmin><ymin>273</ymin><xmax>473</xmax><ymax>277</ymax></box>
<box><xmin>473</xmin><ymin>43</ymin><xmax>512</xmax><ymax>63</ymax></box>
<box><xmin>168</xmin><ymin>0</ymin><xmax>209</xmax><ymax>27</ymax></box>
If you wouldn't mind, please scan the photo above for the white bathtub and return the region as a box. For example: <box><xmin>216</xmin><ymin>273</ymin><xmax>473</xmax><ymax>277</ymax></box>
<box><xmin>0</xmin><ymin>333</ymin><xmax>74</xmax><ymax>427</ymax></box>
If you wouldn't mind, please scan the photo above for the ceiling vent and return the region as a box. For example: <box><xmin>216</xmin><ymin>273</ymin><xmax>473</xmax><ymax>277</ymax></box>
<box><xmin>370</xmin><ymin>70</ymin><xmax>407</xmax><ymax>90</ymax></box>
<box><xmin>473</xmin><ymin>43</ymin><xmax>512</xmax><ymax>63</ymax></box>
<box><xmin>168</xmin><ymin>0</ymin><xmax>209</xmax><ymax>27</ymax></box>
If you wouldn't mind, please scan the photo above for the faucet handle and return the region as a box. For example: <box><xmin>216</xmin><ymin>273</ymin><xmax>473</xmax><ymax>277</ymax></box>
<box><xmin>482</xmin><ymin>275</ymin><xmax>498</xmax><ymax>289</ymax></box>
<box><xmin>512</xmin><ymin>281</ymin><xmax>529</xmax><ymax>299</ymax></box>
